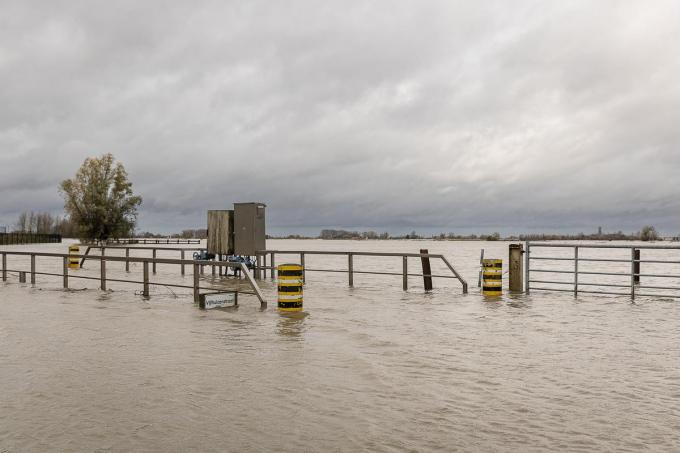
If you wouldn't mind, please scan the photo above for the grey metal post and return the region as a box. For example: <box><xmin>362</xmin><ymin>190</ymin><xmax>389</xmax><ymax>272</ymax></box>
<box><xmin>348</xmin><ymin>253</ymin><xmax>354</xmax><ymax>287</ymax></box>
<box><xmin>30</xmin><ymin>254</ymin><xmax>36</xmax><ymax>285</ymax></box>
<box><xmin>125</xmin><ymin>248</ymin><xmax>130</xmax><ymax>272</ymax></box>
<box><xmin>574</xmin><ymin>246</ymin><xmax>579</xmax><ymax>297</ymax></box>
<box><xmin>271</xmin><ymin>252</ymin><xmax>275</xmax><ymax>279</ymax></box>
<box><xmin>212</xmin><ymin>259</ymin><xmax>216</xmax><ymax>275</ymax></box>
<box><xmin>63</xmin><ymin>256</ymin><xmax>68</xmax><ymax>289</ymax></box>
<box><xmin>256</xmin><ymin>254</ymin><xmax>261</xmax><ymax>280</ymax></box>
<box><xmin>143</xmin><ymin>261</ymin><xmax>149</xmax><ymax>297</ymax></box>
<box><xmin>300</xmin><ymin>253</ymin><xmax>305</xmax><ymax>283</ymax></box>
<box><xmin>100</xmin><ymin>258</ymin><xmax>106</xmax><ymax>291</ymax></box>
<box><xmin>181</xmin><ymin>250</ymin><xmax>185</xmax><ymax>275</ymax></box>
<box><xmin>152</xmin><ymin>249</ymin><xmax>157</xmax><ymax>274</ymax></box>
<box><xmin>193</xmin><ymin>263</ymin><xmax>200</xmax><ymax>302</ymax></box>
<box><xmin>630</xmin><ymin>247</ymin><xmax>636</xmax><ymax>300</ymax></box>
<box><xmin>525</xmin><ymin>242</ymin><xmax>531</xmax><ymax>293</ymax></box>
<box><xmin>2</xmin><ymin>253</ymin><xmax>6</xmax><ymax>282</ymax></box>
<box><xmin>402</xmin><ymin>256</ymin><xmax>408</xmax><ymax>290</ymax></box>
<box><xmin>478</xmin><ymin>249</ymin><xmax>484</xmax><ymax>287</ymax></box>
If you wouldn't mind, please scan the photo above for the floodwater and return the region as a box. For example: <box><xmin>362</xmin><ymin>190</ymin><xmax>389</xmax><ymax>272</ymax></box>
<box><xmin>1</xmin><ymin>239</ymin><xmax>679</xmax><ymax>452</ymax></box>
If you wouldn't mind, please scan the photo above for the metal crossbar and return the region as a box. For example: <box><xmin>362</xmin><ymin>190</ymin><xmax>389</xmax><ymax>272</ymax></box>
<box><xmin>526</xmin><ymin>242</ymin><xmax>680</xmax><ymax>299</ymax></box>
<box><xmin>0</xmin><ymin>250</ymin><xmax>266</xmax><ymax>307</ymax></box>
<box><xmin>257</xmin><ymin>249</ymin><xmax>468</xmax><ymax>294</ymax></box>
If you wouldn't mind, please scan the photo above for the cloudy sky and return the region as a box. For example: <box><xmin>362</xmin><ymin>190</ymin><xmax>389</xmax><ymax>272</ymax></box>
<box><xmin>1</xmin><ymin>0</ymin><xmax>679</xmax><ymax>235</ymax></box>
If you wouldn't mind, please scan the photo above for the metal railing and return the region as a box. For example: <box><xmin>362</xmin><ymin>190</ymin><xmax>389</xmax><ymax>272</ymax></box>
<box><xmin>0</xmin><ymin>250</ymin><xmax>266</xmax><ymax>307</ymax></box>
<box><xmin>256</xmin><ymin>249</ymin><xmax>468</xmax><ymax>293</ymax></box>
<box><xmin>526</xmin><ymin>242</ymin><xmax>680</xmax><ymax>299</ymax></box>
<box><xmin>104</xmin><ymin>238</ymin><xmax>202</xmax><ymax>245</ymax></box>
<box><xmin>75</xmin><ymin>245</ymin><xmax>468</xmax><ymax>293</ymax></box>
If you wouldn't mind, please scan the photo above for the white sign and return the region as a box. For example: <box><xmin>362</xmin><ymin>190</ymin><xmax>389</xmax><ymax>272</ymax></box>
<box><xmin>200</xmin><ymin>292</ymin><xmax>237</xmax><ymax>309</ymax></box>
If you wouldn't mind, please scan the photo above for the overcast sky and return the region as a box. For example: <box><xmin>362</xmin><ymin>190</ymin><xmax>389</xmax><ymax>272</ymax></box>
<box><xmin>1</xmin><ymin>1</ymin><xmax>679</xmax><ymax>235</ymax></box>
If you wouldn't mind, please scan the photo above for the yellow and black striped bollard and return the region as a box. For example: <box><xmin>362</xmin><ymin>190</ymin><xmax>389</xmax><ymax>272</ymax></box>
<box><xmin>68</xmin><ymin>245</ymin><xmax>80</xmax><ymax>269</ymax></box>
<box><xmin>482</xmin><ymin>258</ymin><xmax>502</xmax><ymax>296</ymax></box>
<box><xmin>278</xmin><ymin>264</ymin><xmax>303</xmax><ymax>312</ymax></box>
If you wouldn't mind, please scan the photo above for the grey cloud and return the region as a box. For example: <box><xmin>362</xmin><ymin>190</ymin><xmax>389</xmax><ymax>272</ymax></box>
<box><xmin>1</xmin><ymin>0</ymin><xmax>680</xmax><ymax>235</ymax></box>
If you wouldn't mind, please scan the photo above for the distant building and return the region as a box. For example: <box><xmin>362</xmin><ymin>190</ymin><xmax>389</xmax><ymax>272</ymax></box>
<box><xmin>598</xmin><ymin>226</ymin><xmax>602</xmax><ymax>236</ymax></box>
<box><xmin>0</xmin><ymin>226</ymin><xmax>6</xmax><ymax>234</ymax></box>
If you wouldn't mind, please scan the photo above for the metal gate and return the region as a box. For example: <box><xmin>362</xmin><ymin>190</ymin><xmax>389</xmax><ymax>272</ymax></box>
<box><xmin>526</xmin><ymin>242</ymin><xmax>680</xmax><ymax>299</ymax></box>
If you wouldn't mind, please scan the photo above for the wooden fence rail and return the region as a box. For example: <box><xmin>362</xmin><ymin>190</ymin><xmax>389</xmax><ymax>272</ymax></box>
<box><xmin>0</xmin><ymin>233</ymin><xmax>61</xmax><ymax>245</ymax></box>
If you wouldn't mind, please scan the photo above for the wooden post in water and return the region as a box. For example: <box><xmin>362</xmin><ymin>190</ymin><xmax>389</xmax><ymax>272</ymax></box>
<box><xmin>403</xmin><ymin>256</ymin><xmax>408</xmax><ymax>290</ymax></box>
<box><xmin>30</xmin><ymin>254</ymin><xmax>36</xmax><ymax>285</ymax></box>
<box><xmin>100</xmin><ymin>258</ymin><xmax>107</xmax><ymax>290</ymax></box>
<box><xmin>300</xmin><ymin>253</ymin><xmax>306</xmax><ymax>283</ymax></box>
<box><xmin>271</xmin><ymin>252</ymin><xmax>275</xmax><ymax>279</ymax></box>
<box><xmin>634</xmin><ymin>249</ymin><xmax>640</xmax><ymax>284</ymax></box>
<box><xmin>348</xmin><ymin>253</ymin><xmax>354</xmax><ymax>287</ymax></box>
<box><xmin>125</xmin><ymin>248</ymin><xmax>130</xmax><ymax>272</ymax></box>
<box><xmin>152</xmin><ymin>249</ymin><xmax>157</xmax><ymax>274</ymax></box>
<box><xmin>2</xmin><ymin>253</ymin><xmax>6</xmax><ymax>282</ymax></box>
<box><xmin>193</xmin><ymin>263</ymin><xmax>200</xmax><ymax>302</ymax></box>
<box><xmin>63</xmin><ymin>256</ymin><xmax>68</xmax><ymax>289</ymax></box>
<box><xmin>509</xmin><ymin>243</ymin><xmax>524</xmax><ymax>293</ymax></box>
<box><xmin>420</xmin><ymin>249</ymin><xmax>433</xmax><ymax>291</ymax></box>
<box><xmin>181</xmin><ymin>250</ymin><xmax>185</xmax><ymax>276</ymax></box>
<box><xmin>143</xmin><ymin>261</ymin><xmax>149</xmax><ymax>297</ymax></box>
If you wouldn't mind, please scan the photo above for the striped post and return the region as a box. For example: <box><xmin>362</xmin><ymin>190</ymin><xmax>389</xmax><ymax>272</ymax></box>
<box><xmin>482</xmin><ymin>258</ymin><xmax>502</xmax><ymax>296</ymax></box>
<box><xmin>277</xmin><ymin>264</ymin><xmax>304</xmax><ymax>312</ymax></box>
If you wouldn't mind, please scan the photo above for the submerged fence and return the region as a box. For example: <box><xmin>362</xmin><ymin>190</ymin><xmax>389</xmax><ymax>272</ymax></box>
<box><xmin>526</xmin><ymin>242</ymin><xmax>680</xmax><ymax>299</ymax></box>
<box><xmin>81</xmin><ymin>246</ymin><xmax>468</xmax><ymax>294</ymax></box>
<box><xmin>0</xmin><ymin>233</ymin><xmax>61</xmax><ymax>245</ymax></box>
<box><xmin>256</xmin><ymin>249</ymin><xmax>468</xmax><ymax>293</ymax></box>
<box><xmin>0</xmin><ymin>250</ymin><xmax>266</xmax><ymax>307</ymax></box>
<box><xmin>105</xmin><ymin>238</ymin><xmax>202</xmax><ymax>245</ymax></box>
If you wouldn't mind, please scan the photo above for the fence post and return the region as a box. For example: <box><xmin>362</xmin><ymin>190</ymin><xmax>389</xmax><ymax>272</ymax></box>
<box><xmin>478</xmin><ymin>249</ymin><xmax>484</xmax><ymax>287</ymax></box>
<box><xmin>100</xmin><ymin>258</ymin><xmax>106</xmax><ymax>290</ymax></box>
<box><xmin>525</xmin><ymin>242</ymin><xmax>531</xmax><ymax>294</ymax></box>
<box><xmin>152</xmin><ymin>249</ymin><xmax>157</xmax><ymax>274</ymax></box>
<box><xmin>348</xmin><ymin>253</ymin><xmax>354</xmax><ymax>287</ymax></box>
<box><xmin>574</xmin><ymin>246</ymin><xmax>579</xmax><ymax>296</ymax></box>
<box><xmin>143</xmin><ymin>261</ymin><xmax>149</xmax><ymax>297</ymax></box>
<box><xmin>2</xmin><ymin>253</ymin><xmax>6</xmax><ymax>282</ymax></box>
<box><xmin>63</xmin><ymin>256</ymin><xmax>68</xmax><ymax>289</ymax></box>
<box><xmin>193</xmin><ymin>263</ymin><xmax>200</xmax><ymax>302</ymax></box>
<box><xmin>30</xmin><ymin>254</ymin><xmax>36</xmax><ymax>285</ymax></box>
<box><xmin>402</xmin><ymin>256</ymin><xmax>408</xmax><ymax>290</ymax></box>
<box><xmin>630</xmin><ymin>247</ymin><xmax>636</xmax><ymax>300</ymax></box>
<box><xmin>181</xmin><ymin>250</ymin><xmax>185</xmax><ymax>276</ymax></box>
<box><xmin>300</xmin><ymin>253</ymin><xmax>306</xmax><ymax>283</ymax></box>
<box><xmin>420</xmin><ymin>249</ymin><xmax>433</xmax><ymax>291</ymax></box>
<box><xmin>271</xmin><ymin>252</ymin><xmax>275</xmax><ymax>279</ymax></box>
<box><xmin>125</xmin><ymin>248</ymin><xmax>130</xmax><ymax>272</ymax></box>
<box><xmin>634</xmin><ymin>249</ymin><xmax>640</xmax><ymax>284</ymax></box>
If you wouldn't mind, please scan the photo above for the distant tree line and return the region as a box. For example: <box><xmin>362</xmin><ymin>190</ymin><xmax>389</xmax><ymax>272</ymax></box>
<box><xmin>320</xmin><ymin>229</ymin><xmax>390</xmax><ymax>240</ymax></box>
<box><xmin>135</xmin><ymin>229</ymin><xmax>208</xmax><ymax>239</ymax></box>
<box><xmin>517</xmin><ymin>226</ymin><xmax>660</xmax><ymax>242</ymax></box>
<box><xmin>12</xmin><ymin>211</ymin><xmax>77</xmax><ymax>237</ymax></box>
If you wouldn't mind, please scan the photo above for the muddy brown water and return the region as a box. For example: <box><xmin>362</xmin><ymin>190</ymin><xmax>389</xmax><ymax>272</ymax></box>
<box><xmin>1</xmin><ymin>239</ymin><xmax>679</xmax><ymax>452</ymax></box>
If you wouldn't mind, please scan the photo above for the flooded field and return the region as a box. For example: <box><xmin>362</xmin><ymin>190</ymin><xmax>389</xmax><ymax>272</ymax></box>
<box><xmin>1</xmin><ymin>239</ymin><xmax>680</xmax><ymax>452</ymax></box>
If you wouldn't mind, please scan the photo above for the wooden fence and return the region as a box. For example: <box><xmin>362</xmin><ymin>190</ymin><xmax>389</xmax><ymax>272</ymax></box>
<box><xmin>0</xmin><ymin>233</ymin><xmax>61</xmax><ymax>245</ymax></box>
